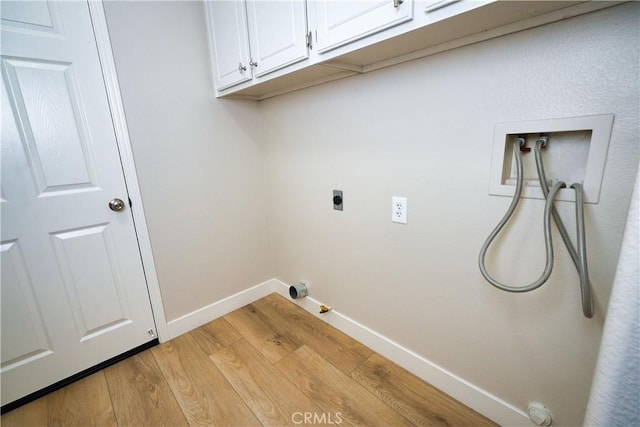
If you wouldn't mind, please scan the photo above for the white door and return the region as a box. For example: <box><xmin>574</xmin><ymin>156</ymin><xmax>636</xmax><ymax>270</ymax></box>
<box><xmin>315</xmin><ymin>0</ymin><xmax>413</xmax><ymax>53</ymax></box>
<box><xmin>1</xmin><ymin>0</ymin><xmax>156</xmax><ymax>406</ymax></box>
<box><xmin>206</xmin><ymin>0</ymin><xmax>252</xmax><ymax>91</ymax></box>
<box><xmin>245</xmin><ymin>0</ymin><xmax>308</xmax><ymax>78</ymax></box>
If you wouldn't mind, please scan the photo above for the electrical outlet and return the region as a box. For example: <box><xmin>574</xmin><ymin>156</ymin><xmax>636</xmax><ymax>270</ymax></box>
<box><xmin>392</xmin><ymin>196</ymin><xmax>407</xmax><ymax>224</ymax></box>
<box><xmin>333</xmin><ymin>189</ymin><xmax>343</xmax><ymax>211</ymax></box>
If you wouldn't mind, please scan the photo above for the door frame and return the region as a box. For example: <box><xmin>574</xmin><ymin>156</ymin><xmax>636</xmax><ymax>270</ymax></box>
<box><xmin>87</xmin><ymin>1</ymin><xmax>169</xmax><ymax>342</ymax></box>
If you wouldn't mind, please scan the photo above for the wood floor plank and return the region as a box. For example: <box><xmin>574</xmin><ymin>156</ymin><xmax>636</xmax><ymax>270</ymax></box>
<box><xmin>104</xmin><ymin>350</ymin><xmax>188</xmax><ymax>427</ymax></box>
<box><xmin>190</xmin><ymin>317</ymin><xmax>242</xmax><ymax>356</ymax></box>
<box><xmin>151</xmin><ymin>333</ymin><xmax>261</xmax><ymax>427</ymax></box>
<box><xmin>211</xmin><ymin>338</ymin><xmax>323</xmax><ymax>426</ymax></box>
<box><xmin>2</xmin><ymin>294</ymin><xmax>499</xmax><ymax>427</ymax></box>
<box><xmin>255</xmin><ymin>293</ymin><xmax>373</xmax><ymax>373</ymax></box>
<box><xmin>275</xmin><ymin>345</ymin><xmax>410</xmax><ymax>426</ymax></box>
<box><xmin>224</xmin><ymin>302</ymin><xmax>302</xmax><ymax>363</ymax></box>
<box><xmin>351</xmin><ymin>353</ymin><xmax>498</xmax><ymax>427</ymax></box>
<box><xmin>0</xmin><ymin>397</ymin><xmax>48</xmax><ymax>427</ymax></box>
<box><xmin>48</xmin><ymin>371</ymin><xmax>117</xmax><ymax>427</ymax></box>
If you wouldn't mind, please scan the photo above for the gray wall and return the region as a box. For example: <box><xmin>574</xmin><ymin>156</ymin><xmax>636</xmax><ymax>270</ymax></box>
<box><xmin>104</xmin><ymin>2</ymin><xmax>639</xmax><ymax>425</ymax></box>
<box><xmin>104</xmin><ymin>1</ymin><xmax>272</xmax><ymax>321</ymax></box>
<box><xmin>261</xmin><ymin>4</ymin><xmax>639</xmax><ymax>425</ymax></box>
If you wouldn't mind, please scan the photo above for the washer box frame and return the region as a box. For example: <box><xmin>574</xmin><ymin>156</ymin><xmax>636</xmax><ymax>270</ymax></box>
<box><xmin>489</xmin><ymin>114</ymin><xmax>614</xmax><ymax>204</ymax></box>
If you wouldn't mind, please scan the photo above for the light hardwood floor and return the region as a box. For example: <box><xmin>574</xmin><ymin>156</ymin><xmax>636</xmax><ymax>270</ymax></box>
<box><xmin>2</xmin><ymin>293</ymin><xmax>497</xmax><ymax>427</ymax></box>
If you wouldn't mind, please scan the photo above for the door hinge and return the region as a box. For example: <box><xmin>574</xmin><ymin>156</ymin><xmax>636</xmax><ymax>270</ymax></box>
<box><xmin>306</xmin><ymin>31</ymin><xmax>313</xmax><ymax>49</ymax></box>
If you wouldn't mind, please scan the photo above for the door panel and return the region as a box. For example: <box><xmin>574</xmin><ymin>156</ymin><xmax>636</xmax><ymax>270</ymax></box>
<box><xmin>50</xmin><ymin>225</ymin><xmax>131</xmax><ymax>338</ymax></box>
<box><xmin>1</xmin><ymin>0</ymin><xmax>156</xmax><ymax>406</ymax></box>
<box><xmin>0</xmin><ymin>1</ymin><xmax>61</xmax><ymax>35</ymax></box>
<box><xmin>3</xmin><ymin>58</ymin><xmax>97</xmax><ymax>194</ymax></box>
<box><xmin>0</xmin><ymin>241</ymin><xmax>52</xmax><ymax>369</ymax></box>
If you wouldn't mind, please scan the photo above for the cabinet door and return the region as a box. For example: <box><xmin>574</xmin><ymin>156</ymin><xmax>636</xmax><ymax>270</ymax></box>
<box><xmin>245</xmin><ymin>0</ymin><xmax>308</xmax><ymax>78</ymax></box>
<box><xmin>206</xmin><ymin>0</ymin><xmax>252</xmax><ymax>90</ymax></box>
<box><xmin>315</xmin><ymin>0</ymin><xmax>413</xmax><ymax>53</ymax></box>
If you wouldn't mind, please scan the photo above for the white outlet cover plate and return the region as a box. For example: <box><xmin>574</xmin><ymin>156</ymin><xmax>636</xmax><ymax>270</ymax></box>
<box><xmin>392</xmin><ymin>196</ymin><xmax>408</xmax><ymax>224</ymax></box>
<box><xmin>489</xmin><ymin>114</ymin><xmax>614</xmax><ymax>204</ymax></box>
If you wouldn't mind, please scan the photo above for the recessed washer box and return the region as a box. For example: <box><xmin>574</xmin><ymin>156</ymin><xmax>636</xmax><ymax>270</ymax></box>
<box><xmin>489</xmin><ymin>114</ymin><xmax>614</xmax><ymax>204</ymax></box>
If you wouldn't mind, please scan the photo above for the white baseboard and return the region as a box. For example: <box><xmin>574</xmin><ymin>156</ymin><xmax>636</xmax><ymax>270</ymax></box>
<box><xmin>165</xmin><ymin>278</ymin><xmax>280</xmax><ymax>339</ymax></box>
<box><xmin>269</xmin><ymin>279</ymin><xmax>529</xmax><ymax>427</ymax></box>
<box><xmin>163</xmin><ymin>277</ymin><xmax>528</xmax><ymax>425</ymax></box>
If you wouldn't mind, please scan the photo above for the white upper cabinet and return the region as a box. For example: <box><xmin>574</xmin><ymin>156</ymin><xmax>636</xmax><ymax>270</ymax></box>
<box><xmin>206</xmin><ymin>0</ymin><xmax>309</xmax><ymax>91</ymax></box>
<box><xmin>314</xmin><ymin>0</ymin><xmax>414</xmax><ymax>53</ymax></box>
<box><xmin>245</xmin><ymin>0</ymin><xmax>309</xmax><ymax>78</ymax></box>
<box><xmin>206</xmin><ymin>0</ymin><xmax>251</xmax><ymax>90</ymax></box>
<box><xmin>205</xmin><ymin>1</ymin><xmax>613</xmax><ymax>100</ymax></box>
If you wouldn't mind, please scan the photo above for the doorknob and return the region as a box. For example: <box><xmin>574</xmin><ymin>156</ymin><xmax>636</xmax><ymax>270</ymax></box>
<box><xmin>109</xmin><ymin>198</ymin><xmax>126</xmax><ymax>211</ymax></box>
